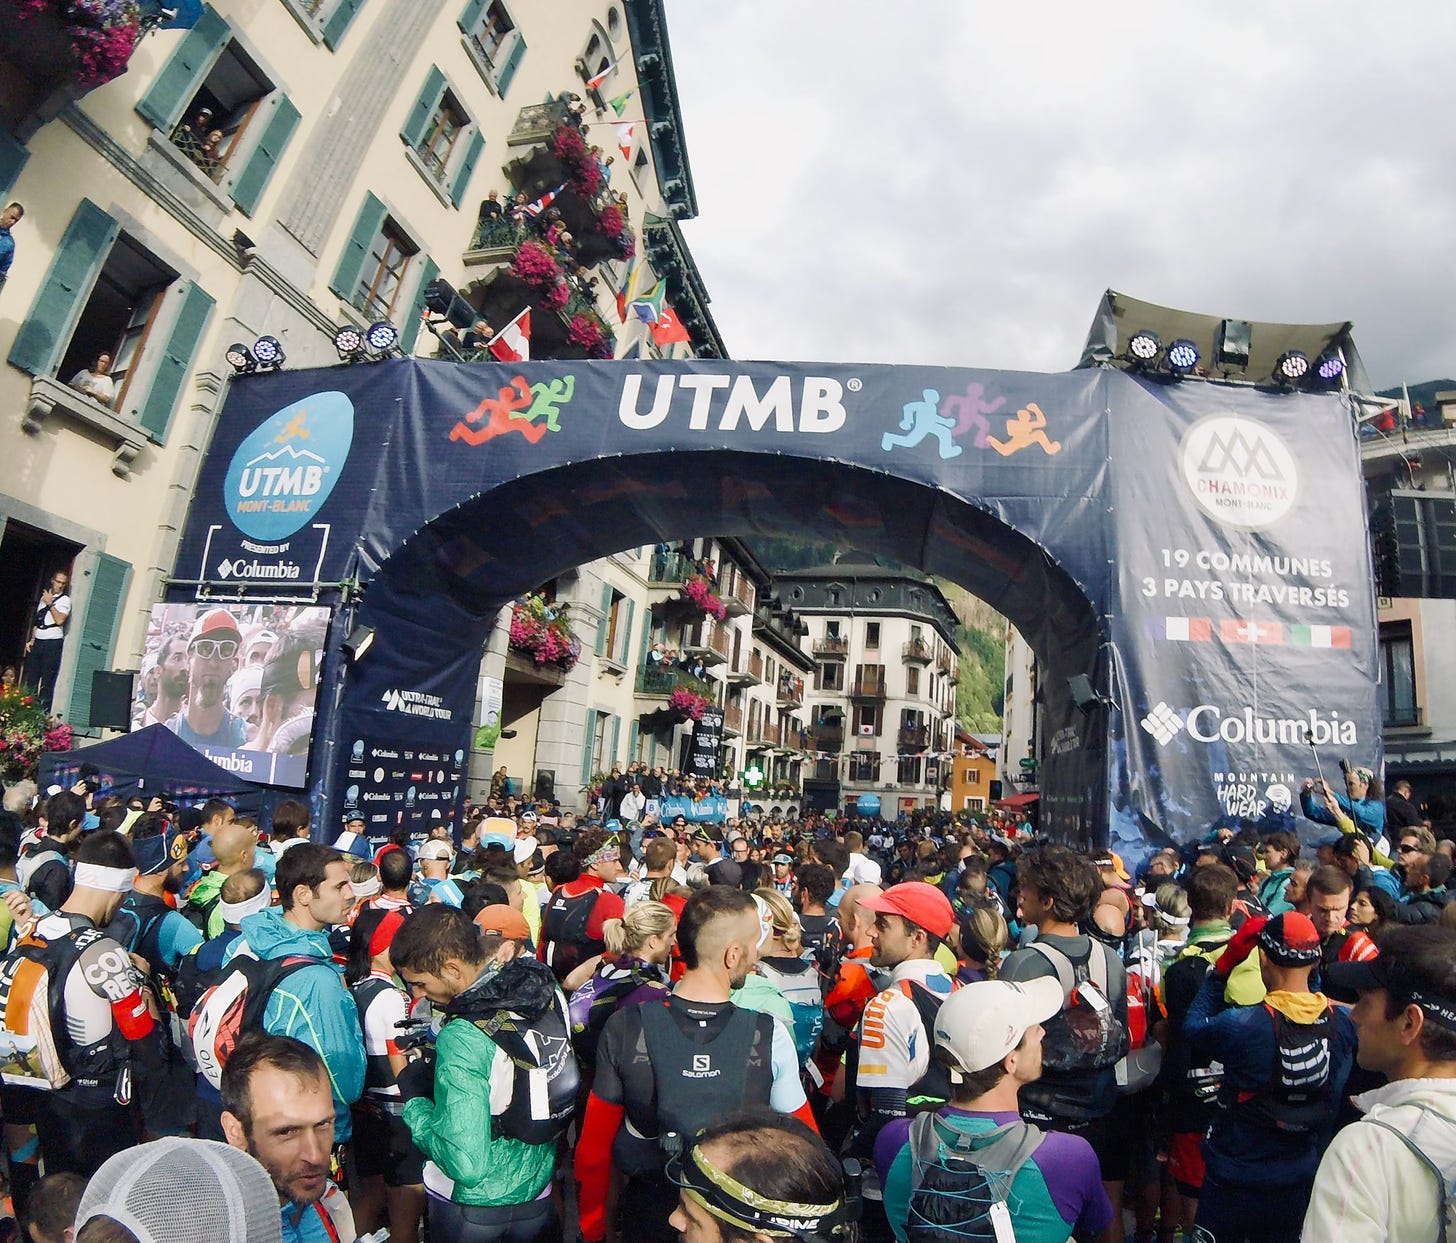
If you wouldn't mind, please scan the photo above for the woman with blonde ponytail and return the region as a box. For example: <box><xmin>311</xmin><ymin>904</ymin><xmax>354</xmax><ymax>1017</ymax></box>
<box><xmin>748</xmin><ymin>888</ymin><xmax>824</xmax><ymax>1065</ymax></box>
<box><xmin>954</xmin><ymin>901</ymin><xmax>1008</xmax><ymax>984</ymax></box>
<box><xmin>566</xmin><ymin>900</ymin><xmax>676</xmax><ymax>1075</ymax></box>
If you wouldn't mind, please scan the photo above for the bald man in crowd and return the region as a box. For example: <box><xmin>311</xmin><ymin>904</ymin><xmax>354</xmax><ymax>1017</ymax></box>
<box><xmin>186</xmin><ymin>819</ymin><xmax>259</xmax><ymax>939</ymax></box>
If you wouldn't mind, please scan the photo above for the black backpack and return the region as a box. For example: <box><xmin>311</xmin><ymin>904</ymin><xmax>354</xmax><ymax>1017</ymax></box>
<box><xmin>1229</xmin><ymin>1003</ymin><xmax>1337</xmax><ymax>1134</ymax></box>
<box><xmin>906</xmin><ymin>1111</ymin><xmax>1045</xmax><ymax>1243</ymax></box>
<box><xmin>467</xmin><ymin>989</ymin><xmax>580</xmax><ymax>1144</ymax></box>
<box><xmin>542</xmin><ymin>888</ymin><xmax>602</xmax><ymax>984</ymax></box>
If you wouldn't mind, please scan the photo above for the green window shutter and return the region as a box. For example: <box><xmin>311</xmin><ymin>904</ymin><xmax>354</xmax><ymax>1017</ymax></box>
<box><xmin>595</xmin><ymin>584</ymin><xmax>614</xmax><ymax>656</ymax></box>
<box><xmin>627</xmin><ymin>721</ymin><xmax>639</xmax><ymax>764</ymax></box>
<box><xmin>231</xmin><ymin>94</ymin><xmax>301</xmax><ymax>218</ymax></box>
<box><xmin>0</xmin><ymin>130</ymin><xmax>29</xmax><ymax>199</ymax></box>
<box><xmin>580</xmin><ymin>708</ymin><xmax>599</xmax><ymax>785</ymax></box>
<box><xmin>496</xmin><ymin>34</ymin><xmax>526</xmax><ymax>96</ymax></box>
<box><xmin>135</xmin><ymin>5</ymin><xmax>231</xmax><ymax>131</ymax></box>
<box><xmin>608</xmin><ymin>714</ymin><xmax>620</xmax><ymax>768</ymax></box>
<box><xmin>400</xmin><ymin>67</ymin><xmax>446</xmax><ymax>149</ymax></box>
<box><xmin>134</xmin><ymin>281</ymin><xmax>215</xmax><ymax>443</ymax></box>
<box><xmin>67</xmin><ymin>553</ymin><xmax>131</xmax><ymax>731</ymax></box>
<box><xmin>8</xmin><ymin>199</ymin><xmax>117</xmax><ymax>378</ymax></box>
<box><xmin>321</xmin><ymin>0</ymin><xmax>367</xmax><ymax>49</ymax></box>
<box><xmin>457</xmin><ymin>0</ymin><xmax>489</xmax><ymax>32</ymax></box>
<box><xmin>329</xmin><ymin>192</ymin><xmax>387</xmax><ymax>301</ymax></box>
<box><xmin>448</xmin><ymin>129</ymin><xmax>485</xmax><ymax>208</ymax></box>
<box><xmin>397</xmin><ymin>255</ymin><xmax>438</xmax><ymax>355</ymax></box>
<box><xmin>617</xmin><ymin>598</ymin><xmax>635</xmax><ymax>665</ymax></box>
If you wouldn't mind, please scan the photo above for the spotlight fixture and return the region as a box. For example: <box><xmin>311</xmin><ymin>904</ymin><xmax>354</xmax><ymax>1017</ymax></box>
<box><xmin>1214</xmin><ymin>319</ymin><xmax>1252</xmax><ymax>373</ymax></box>
<box><xmin>1165</xmin><ymin>339</ymin><xmax>1200</xmax><ymax>374</ymax></box>
<box><xmin>225</xmin><ymin>342</ymin><xmax>256</xmax><ymax>373</ymax></box>
<box><xmin>1273</xmin><ymin>350</ymin><xmax>1310</xmax><ymax>384</ymax></box>
<box><xmin>1127</xmin><ymin>329</ymin><xmax>1161</xmax><ymax>363</ymax></box>
<box><xmin>251</xmin><ymin>335</ymin><xmax>285</xmax><ymax>370</ymax></box>
<box><xmin>366</xmin><ymin>321</ymin><xmax>399</xmax><ymax>354</ymax></box>
<box><xmin>333</xmin><ymin>325</ymin><xmax>365</xmax><ymax>362</ymax></box>
<box><xmin>1314</xmin><ymin>351</ymin><xmax>1345</xmax><ymax>382</ymax></box>
<box><xmin>341</xmin><ymin>624</ymin><xmax>376</xmax><ymax>663</ymax></box>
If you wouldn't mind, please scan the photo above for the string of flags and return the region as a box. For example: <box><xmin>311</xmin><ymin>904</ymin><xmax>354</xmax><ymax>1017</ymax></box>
<box><xmin>1150</xmin><ymin>617</ymin><xmax>1352</xmax><ymax>648</ymax></box>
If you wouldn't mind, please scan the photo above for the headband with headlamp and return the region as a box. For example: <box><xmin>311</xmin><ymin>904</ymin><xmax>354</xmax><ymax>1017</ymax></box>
<box><xmin>666</xmin><ymin>1143</ymin><xmax>853</xmax><ymax>1242</ymax></box>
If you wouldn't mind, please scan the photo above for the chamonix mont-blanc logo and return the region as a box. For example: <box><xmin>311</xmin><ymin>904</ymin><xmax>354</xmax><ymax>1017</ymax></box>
<box><xmin>1140</xmin><ymin>702</ymin><xmax>1358</xmax><ymax>749</ymax></box>
<box><xmin>1179</xmin><ymin>414</ymin><xmax>1298</xmax><ymax>530</ymax></box>
<box><xmin>223</xmin><ymin>392</ymin><xmax>354</xmax><ymax>541</ymax></box>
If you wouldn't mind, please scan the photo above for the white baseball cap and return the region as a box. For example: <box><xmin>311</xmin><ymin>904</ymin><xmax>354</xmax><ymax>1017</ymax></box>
<box><xmin>931</xmin><ymin>977</ymin><xmax>1064</xmax><ymax>1076</ymax></box>
<box><xmin>418</xmin><ymin>839</ymin><xmax>453</xmax><ymax>862</ymax></box>
<box><xmin>513</xmin><ymin>834</ymin><xmax>539</xmax><ymax>864</ymax></box>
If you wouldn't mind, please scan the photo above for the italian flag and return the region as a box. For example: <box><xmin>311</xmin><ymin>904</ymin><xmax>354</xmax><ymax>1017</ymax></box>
<box><xmin>1291</xmin><ymin>624</ymin><xmax>1352</xmax><ymax>649</ymax></box>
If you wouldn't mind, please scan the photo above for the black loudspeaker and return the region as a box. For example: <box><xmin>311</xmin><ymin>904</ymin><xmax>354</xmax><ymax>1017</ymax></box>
<box><xmin>90</xmin><ymin>670</ymin><xmax>134</xmax><ymax>730</ymax></box>
<box><xmin>534</xmin><ymin>769</ymin><xmax>556</xmax><ymax>801</ymax></box>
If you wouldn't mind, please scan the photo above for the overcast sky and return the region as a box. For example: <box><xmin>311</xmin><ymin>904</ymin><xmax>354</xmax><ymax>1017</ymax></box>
<box><xmin>667</xmin><ymin>3</ymin><xmax>1456</xmax><ymax>391</ymax></box>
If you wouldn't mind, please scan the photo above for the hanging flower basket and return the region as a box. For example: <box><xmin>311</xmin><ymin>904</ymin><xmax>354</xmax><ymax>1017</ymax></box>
<box><xmin>507</xmin><ymin>595</ymin><xmax>580</xmax><ymax>671</ymax></box>
<box><xmin>510</xmin><ymin>240</ymin><xmax>562</xmax><ymax>290</ymax></box>
<box><xmin>10</xmin><ymin>0</ymin><xmax>142</xmax><ymax>89</ymax></box>
<box><xmin>0</xmin><ymin>681</ymin><xmax>73</xmax><ymax>783</ymax></box>
<box><xmin>668</xmin><ymin>687</ymin><xmax>710</xmax><ymax>721</ymax></box>
<box><xmin>683</xmin><ymin>575</ymin><xmax>728</xmax><ymax>621</ymax></box>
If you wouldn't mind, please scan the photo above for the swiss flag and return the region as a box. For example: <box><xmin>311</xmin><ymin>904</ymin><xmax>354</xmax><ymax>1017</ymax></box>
<box><xmin>1220</xmin><ymin>618</ymin><xmax>1284</xmax><ymax>645</ymax></box>
<box><xmin>488</xmin><ymin>308</ymin><xmax>530</xmax><ymax>363</ymax></box>
<box><xmin>651</xmin><ymin>304</ymin><xmax>690</xmax><ymax>347</ymax></box>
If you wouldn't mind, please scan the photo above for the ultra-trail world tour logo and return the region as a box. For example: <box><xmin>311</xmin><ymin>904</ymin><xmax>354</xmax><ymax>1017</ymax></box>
<box><xmin>223</xmin><ymin>392</ymin><xmax>355</xmax><ymax>541</ymax></box>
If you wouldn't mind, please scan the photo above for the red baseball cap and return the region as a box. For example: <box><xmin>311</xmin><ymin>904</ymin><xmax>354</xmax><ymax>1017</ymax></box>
<box><xmin>860</xmin><ymin>882</ymin><xmax>955</xmax><ymax>939</ymax></box>
<box><xmin>189</xmin><ymin>608</ymin><xmax>241</xmax><ymax>643</ymax></box>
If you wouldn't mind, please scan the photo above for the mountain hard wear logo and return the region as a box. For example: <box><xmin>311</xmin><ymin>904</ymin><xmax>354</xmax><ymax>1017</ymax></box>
<box><xmin>1179</xmin><ymin>414</ymin><xmax>1298</xmax><ymax>530</ymax></box>
<box><xmin>224</xmin><ymin>392</ymin><xmax>354</xmax><ymax>541</ymax></box>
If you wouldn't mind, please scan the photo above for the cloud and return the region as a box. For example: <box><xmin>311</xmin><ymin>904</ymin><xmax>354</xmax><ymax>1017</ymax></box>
<box><xmin>667</xmin><ymin>1</ymin><xmax>1456</xmax><ymax>387</ymax></box>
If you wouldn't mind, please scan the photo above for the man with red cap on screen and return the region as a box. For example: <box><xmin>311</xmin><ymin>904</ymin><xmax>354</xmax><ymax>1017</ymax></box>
<box><xmin>168</xmin><ymin>609</ymin><xmax>247</xmax><ymax>748</ymax></box>
<box><xmin>843</xmin><ymin>881</ymin><xmax>957</xmax><ymax>1237</ymax></box>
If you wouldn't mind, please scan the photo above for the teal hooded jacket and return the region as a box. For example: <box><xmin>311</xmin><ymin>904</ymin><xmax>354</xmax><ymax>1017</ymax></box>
<box><xmin>228</xmin><ymin>908</ymin><xmax>366</xmax><ymax>1141</ymax></box>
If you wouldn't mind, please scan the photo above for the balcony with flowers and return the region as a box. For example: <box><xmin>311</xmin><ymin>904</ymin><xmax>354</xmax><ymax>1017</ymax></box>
<box><xmin>452</xmin><ymin>226</ymin><xmax>617</xmax><ymax>362</ymax></box>
<box><xmin>505</xmin><ymin>595</ymin><xmax>581</xmax><ymax>686</ymax></box>
<box><xmin>3</xmin><ymin>0</ymin><xmax>155</xmax><ymax>138</ymax></box>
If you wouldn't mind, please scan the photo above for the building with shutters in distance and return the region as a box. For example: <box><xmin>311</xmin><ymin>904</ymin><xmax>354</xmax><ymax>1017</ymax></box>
<box><xmin>0</xmin><ymin>0</ymin><xmax>721</xmax><ymax>742</ymax></box>
<box><xmin>770</xmin><ymin>558</ymin><xmax>961</xmax><ymax>817</ymax></box>
<box><xmin>1363</xmin><ymin>392</ymin><xmax>1456</xmax><ymax>826</ymax></box>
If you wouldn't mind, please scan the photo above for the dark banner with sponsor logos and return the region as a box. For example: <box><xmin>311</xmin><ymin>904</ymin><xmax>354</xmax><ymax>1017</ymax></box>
<box><xmin>685</xmin><ymin>707</ymin><xmax>726</xmax><ymax>779</ymax></box>
<box><xmin>169</xmin><ymin>359</ymin><xmax>1377</xmax><ymax>855</ymax></box>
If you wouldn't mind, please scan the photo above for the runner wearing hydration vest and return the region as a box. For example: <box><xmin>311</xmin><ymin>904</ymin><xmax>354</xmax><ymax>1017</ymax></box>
<box><xmin>575</xmin><ymin>887</ymin><xmax>817</xmax><ymax>1243</ymax></box>
<box><xmin>540</xmin><ymin>829</ymin><xmax>625</xmax><ymax>984</ymax></box>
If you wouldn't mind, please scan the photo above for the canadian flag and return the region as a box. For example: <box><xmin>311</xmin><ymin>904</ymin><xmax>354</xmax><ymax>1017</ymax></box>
<box><xmin>613</xmin><ymin>121</ymin><xmax>635</xmax><ymax>161</ymax></box>
<box><xmin>488</xmin><ymin>307</ymin><xmax>530</xmax><ymax>363</ymax></box>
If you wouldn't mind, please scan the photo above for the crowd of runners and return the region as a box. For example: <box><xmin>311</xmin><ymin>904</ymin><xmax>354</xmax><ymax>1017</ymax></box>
<box><xmin>0</xmin><ymin>765</ymin><xmax>1450</xmax><ymax>1242</ymax></box>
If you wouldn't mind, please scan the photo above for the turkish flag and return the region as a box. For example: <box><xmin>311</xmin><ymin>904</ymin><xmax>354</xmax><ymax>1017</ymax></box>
<box><xmin>652</xmin><ymin>305</ymin><xmax>690</xmax><ymax>346</ymax></box>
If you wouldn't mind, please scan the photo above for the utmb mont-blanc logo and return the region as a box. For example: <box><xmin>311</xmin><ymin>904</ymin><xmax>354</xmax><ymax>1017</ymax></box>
<box><xmin>224</xmin><ymin>392</ymin><xmax>355</xmax><ymax>542</ymax></box>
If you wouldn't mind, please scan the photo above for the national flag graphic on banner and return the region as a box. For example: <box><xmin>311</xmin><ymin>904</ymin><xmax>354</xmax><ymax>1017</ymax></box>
<box><xmin>609</xmin><ymin>91</ymin><xmax>633</xmax><ymax>116</ymax></box>
<box><xmin>1220</xmin><ymin>619</ymin><xmax>1285</xmax><ymax>645</ymax></box>
<box><xmin>616</xmin><ymin>255</ymin><xmax>637</xmax><ymax>323</ymax></box>
<box><xmin>586</xmin><ymin>62</ymin><xmax>616</xmax><ymax>90</ymax></box>
<box><xmin>523</xmin><ymin>184</ymin><xmax>566</xmax><ymax>218</ymax></box>
<box><xmin>1147</xmin><ymin>620</ymin><xmax>1217</xmax><ymax>646</ymax></box>
<box><xmin>1290</xmin><ymin>624</ymin><xmax>1352</xmax><ymax>649</ymax></box>
<box><xmin>488</xmin><ymin>307</ymin><xmax>530</xmax><ymax>363</ymax></box>
<box><xmin>630</xmin><ymin>278</ymin><xmax>665</xmax><ymax>325</ymax></box>
<box><xmin>652</xmin><ymin>305</ymin><xmax>691</xmax><ymax>347</ymax></box>
<box><xmin>612</xmin><ymin>121</ymin><xmax>636</xmax><ymax>161</ymax></box>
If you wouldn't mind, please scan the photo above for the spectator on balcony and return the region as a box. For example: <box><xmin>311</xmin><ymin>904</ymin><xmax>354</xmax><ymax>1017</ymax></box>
<box><xmin>647</xmin><ymin>642</ymin><xmax>666</xmax><ymax>666</ymax></box>
<box><xmin>69</xmin><ymin>352</ymin><xmax>116</xmax><ymax>406</ymax></box>
<box><xmin>461</xmin><ymin>319</ymin><xmax>494</xmax><ymax>353</ymax></box>
<box><xmin>509</xmin><ymin>191</ymin><xmax>530</xmax><ymax>224</ymax></box>
<box><xmin>477</xmin><ymin>189</ymin><xmax>503</xmax><ymax>223</ymax></box>
<box><xmin>0</xmin><ymin>201</ymin><xmax>23</xmax><ymax>293</ymax></box>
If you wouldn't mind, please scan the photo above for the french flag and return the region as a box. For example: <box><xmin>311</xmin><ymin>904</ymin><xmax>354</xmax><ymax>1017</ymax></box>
<box><xmin>488</xmin><ymin>307</ymin><xmax>530</xmax><ymax>363</ymax></box>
